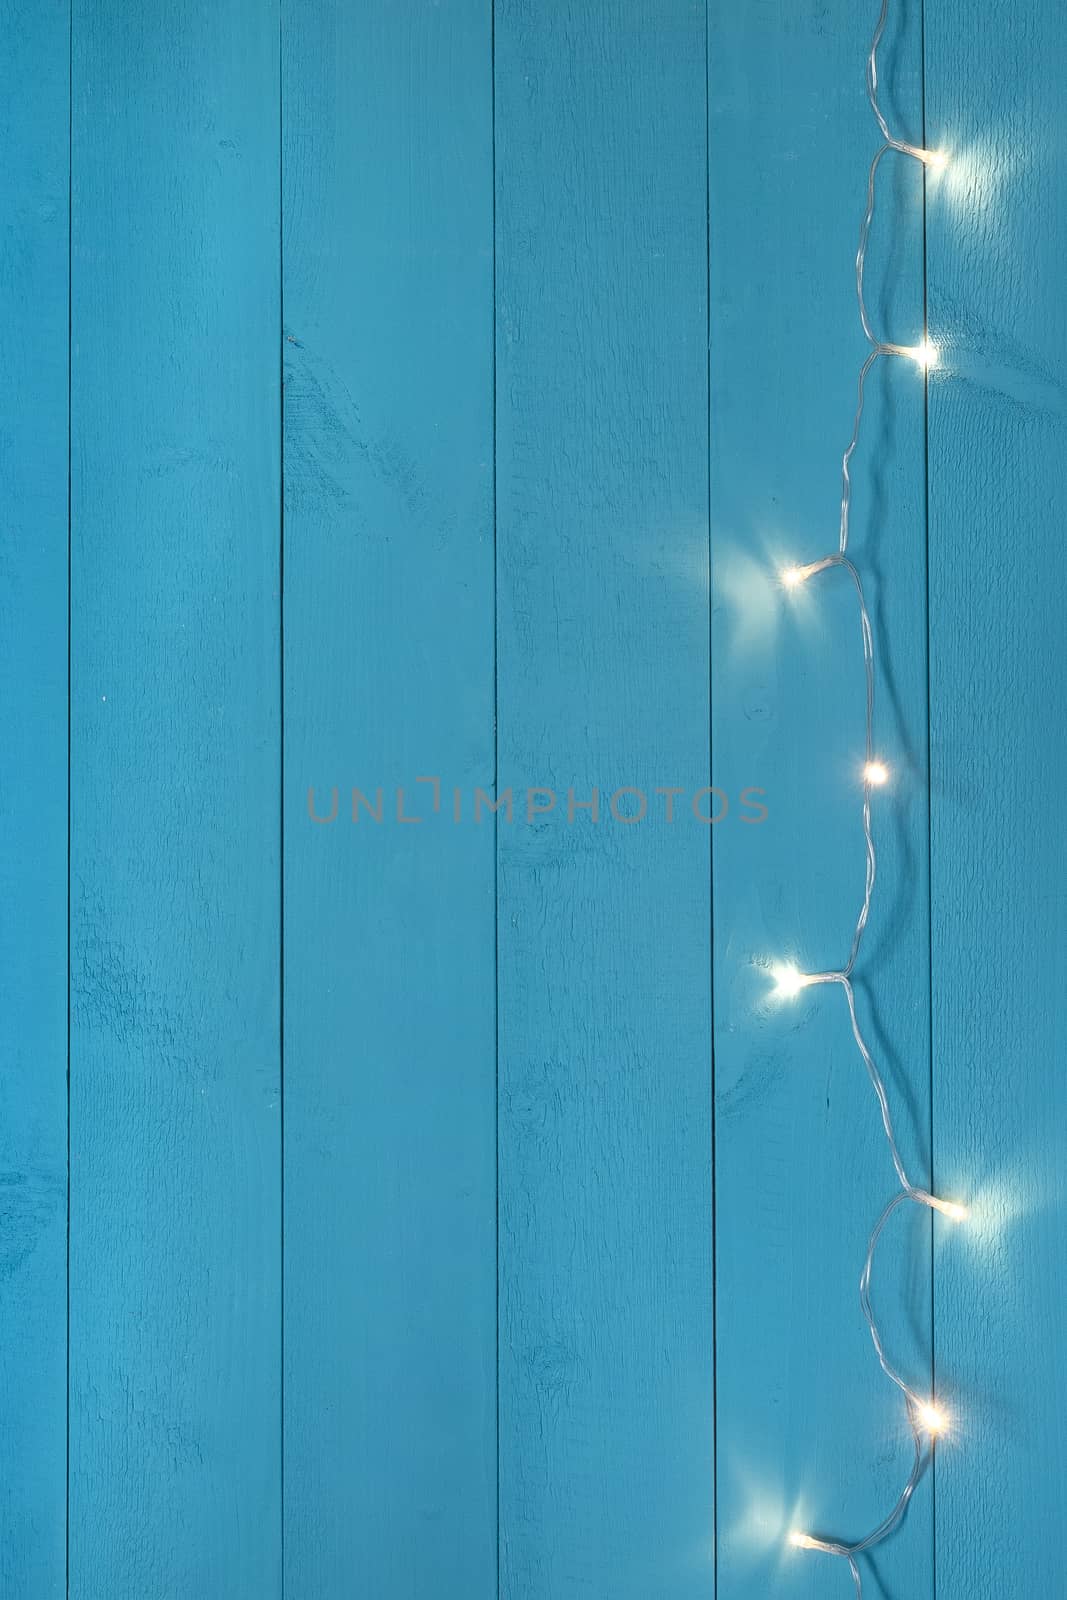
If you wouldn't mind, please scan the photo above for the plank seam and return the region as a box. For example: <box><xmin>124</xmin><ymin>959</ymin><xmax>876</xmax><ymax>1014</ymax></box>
<box><xmin>279</xmin><ymin>1</ymin><xmax>287</xmax><ymax>1591</ymax></box>
<box><xmin>66</xmin><ymin>0</ymin><xmax>73</xmax><ymax>1590</ymax></box>
<box><xmin>704</xmin><ymin>0</ymin><xmax>718</xmax><ymax>1592</ymax></box>
<box><xmin>920</xmin><ymin>0</ymin><xmax>937</xmax><ymax>1594</ymax></box>
<box><xmin>491</xmin><ymin>0</ymin><xmax>501</xmax><ymax>1591</ymax></box>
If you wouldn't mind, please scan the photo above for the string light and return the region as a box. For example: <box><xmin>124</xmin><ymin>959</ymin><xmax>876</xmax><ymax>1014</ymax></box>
<box><xmin>924</xmin><ymin>1195</ymin><xmax>969</xmax><ymax>1223</ymax></box>
<box><xmin>915</xmin><ymin>1402</ymin><xmax>949</xmax><ymax>1437</ymax></box>
<box><xmin>770</xmin><ymin>2</ymin><xmax>965</xmax><ymax>1593</ymax></box>
<box><xmin>790</xmin><ymin>1531</ymin><xmax>836</xmax><ymax>1552</ymax></box>
<box><xmin>769</xmin><ymin>962</ymin><xmax>814</xmax><ymax>999</ymax></box>
<box><xmin>909</xmin><ymin>338</ymin><xmax>940</xmax><ymax>369</ymax></box>
<box><xmin>879</xmin><ymin>338</ymin><xmax>940</xmax><ymax>368</ymax></box>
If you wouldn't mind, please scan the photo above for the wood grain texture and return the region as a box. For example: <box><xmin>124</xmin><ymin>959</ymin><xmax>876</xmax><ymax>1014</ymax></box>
<box><xmin>4</xmin><ymin>4</ymin><xmax>1062</xmax><ymax>1592</ymax></box>
<box><xmin>281</xmin><ymin>2</ymin><xmax>497</xmax><ymax>1593</ymax></box>
<box><xmin>708</xmin><ymin>2</ymin><xmax>933</xmax><ymax>1594</ymax></box>
<box><xmin>0</xmin><ymin>2</ymin><xmax>69</xmax><ymax>1593</ymax></box>
<box><xmin>69</xmin><ymin>1</ymin><xmax>281</xmax><ymax>1592</ymax></box>
<box><xmin>495</xmin><ymin>2</ymin><xmax>714</xmax><ymax>1593</ymax></box>
<box><xmin>926</xmin><ymin>5</ymin><xmax>1067</xmax><ymax>1593</ymax></box>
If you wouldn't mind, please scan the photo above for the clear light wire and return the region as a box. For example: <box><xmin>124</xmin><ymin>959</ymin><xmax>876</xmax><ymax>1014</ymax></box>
<box><xmin>777</xmin><ymin>0</ymin><xmax>961</xmax><ymax>1591</ymax></box>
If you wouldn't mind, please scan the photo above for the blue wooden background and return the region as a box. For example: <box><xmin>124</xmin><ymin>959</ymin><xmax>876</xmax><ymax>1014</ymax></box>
<box><xmin>2</xmin><ymin>0</ymin><xmax>1064</xmax><ymax>1596</ymax></box>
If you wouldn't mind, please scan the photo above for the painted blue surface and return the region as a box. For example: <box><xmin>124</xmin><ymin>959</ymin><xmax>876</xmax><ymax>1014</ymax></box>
<box><xmin>495</xmin><ymin>3</ymin><xmax>714</xmax><ymax>1592</ymax></box>
<box><xmin>0</xmin><ymin>3</ymin><xmax>68</xmax><ymax>1594</ymax></box>
<box><xmin>927</xmin><ymin>4</ymin><xmax>1067</xmax><ymax>1593</ymax></box>
<box><xmin>0</xmin><ymin>1</ymin><xmax>1063</xmax><ymax>1596</ymax></box>
<box><xmin>281</xmin><ymin>1</ymin><xmax>497</xmax><ymax>1592</ymax></box>
<box><xmin>69</xmin><ymin>0</ymin><xmax>281</xmax><ymax>1593</ymax></box>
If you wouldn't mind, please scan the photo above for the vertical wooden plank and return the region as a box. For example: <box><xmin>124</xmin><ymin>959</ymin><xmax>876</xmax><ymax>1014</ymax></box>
<box><xmin>709</xmin><ymin>2</ymin><xmax>933</xmax><ymax>1594</ymax></box>
<box><xmin>281</xmin><ymin>3</ymin><xmax>496</xmax><ymax>1594</ymax></box>
<box><xmin>926</xmin><ymin>4</ymin><xmax>1067</xmax><ymax>1591</ymax></box>
<box><xmin>69</xmin><ymin>3</ymin><xmax>281</xmax><ymax>1594</ymax></box>
<box><xmin>0</xmin><ymin>2</ymin><xmax>69</xmax><ymax>1593</ymax></box>
<box><xmin>495</xmin><ymin>3</ymin><xmax>713</xmax><ymax>1592</ymax></box>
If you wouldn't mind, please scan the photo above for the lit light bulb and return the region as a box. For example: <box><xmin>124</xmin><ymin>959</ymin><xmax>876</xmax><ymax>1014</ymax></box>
<box><xmin>789</xmin><ymin>1531</ymin><xmax>827</xmax><ymax>1552</ymax></box>
<box><xmin>928</xmin><ymin>1195</ymin><xmax>969</xmax><ymax>1222</ymax></box>
<box><xmin>916</xmin><ymin>1401</ymin><xmax>949</xmax><ymax>1436</ymax></box>
<box><xmin>781</xmin><ymin>564</ymin><xmax>808</xmax><ymax>589</ymax></box>
<box><xmin>864</xmin><ymin>760</ymin><xmax>889</xmax><ymax>786</ymax></box>
<box><xmin>919</xmin><ymin>148</ymin><xmax>948</xmax><ymax>172</ymax></box>
<box><xmin>771</xmin><ymin>962</ymin><xmax>812</xmax><ymax>999</ymax></box>
<box><xmin>908</xmin><ymin>339</ymin><xmax>939</xmax><ymax>370</ymax></box>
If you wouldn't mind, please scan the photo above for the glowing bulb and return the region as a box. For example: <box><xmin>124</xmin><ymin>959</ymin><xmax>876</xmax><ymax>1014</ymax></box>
<box><xmin>781</xmin><ymin>564</ymin><xmax>808</xmax><ymax>589</ymax></box>
<box><xmin>919</xmin><ymin>148</ymin><xmax>948</xmax><ymax>172</ymax></box>
<box><xmin>916</xmin><ymin>1401</ymin><xmax>949</xmax><ymax>1436</ymax></box>
<box><xmin>789</xmin><ymin>1531</ymin><xmax>826</xmax><ymax>1552</ymax></box>
<box><xmin>771</xmin><ymin>962</ymin><xmax>812</xmax><ymax>999</ymax></box>
<box><xmin>908</xmin><ymin>339</ymin><xmax>939</xmax><ymax>370</ymax></box>
<box><xmin>928</xmin><ymin>1196</ymin><xmax>969</xmax><ymax>1222</ymax></box>
<box><xmin>864</xmin><ymin>760</ymin><xmax>889</xmax><ymax>786</ymax></box>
